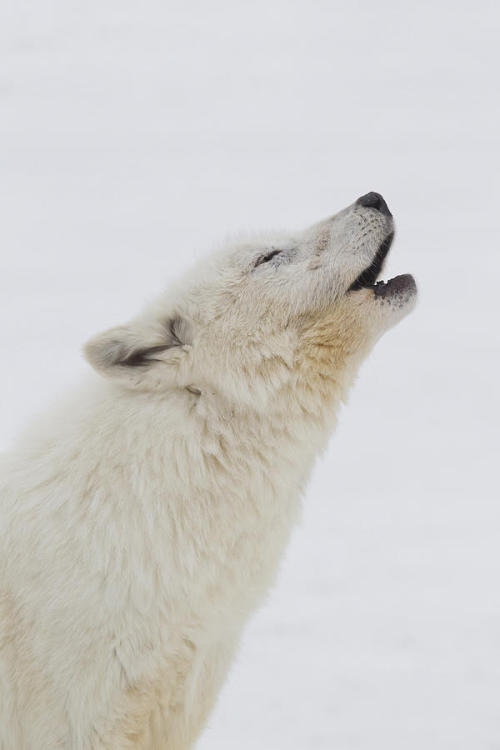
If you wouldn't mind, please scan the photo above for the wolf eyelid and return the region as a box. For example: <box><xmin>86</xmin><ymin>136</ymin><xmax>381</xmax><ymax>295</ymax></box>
<box><xmin>254</xmin><ymin>249</ymin><xmax>282</xmax><ymax>268</ymax></box>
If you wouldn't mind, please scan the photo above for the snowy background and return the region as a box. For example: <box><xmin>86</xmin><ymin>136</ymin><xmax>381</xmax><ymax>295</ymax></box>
<box><xmin>1</xmin><ymin>1</ymin><xmax>499</xmax><ymax>748</ymax></box>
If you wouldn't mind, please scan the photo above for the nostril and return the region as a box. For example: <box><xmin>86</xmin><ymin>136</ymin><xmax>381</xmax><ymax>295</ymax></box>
<box><xmin>356</xmin><ymin>191</ymin><xmax>392</xmax><ymax>217</ymax></box>
<box><xmin>357</xmin><ymin>192</ymin><xmax>382</xmax><ymax>209</ymax></box>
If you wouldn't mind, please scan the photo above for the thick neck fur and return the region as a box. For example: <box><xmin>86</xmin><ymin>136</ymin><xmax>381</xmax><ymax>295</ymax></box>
<box><xmin>2</xmin><ymin>310</ymin><xmax>370</xmax><ymax>641</ymax></box>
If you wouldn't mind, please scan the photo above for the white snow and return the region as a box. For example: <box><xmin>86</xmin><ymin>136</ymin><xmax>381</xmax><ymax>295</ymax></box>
<box><xmin>1</xmin><ymin>1</ymin><xmax>499</xmax><ymax>748</ymax></box>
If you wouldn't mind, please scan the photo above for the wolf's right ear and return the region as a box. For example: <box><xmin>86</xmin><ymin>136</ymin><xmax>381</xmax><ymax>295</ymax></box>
<box><xmin>83</xmin><ymin>317</ymin><xmax>192</xmax><ymax>390</ymax></box>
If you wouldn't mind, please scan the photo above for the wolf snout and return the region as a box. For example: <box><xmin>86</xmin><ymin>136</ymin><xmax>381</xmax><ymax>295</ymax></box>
<box><xmin>356</xmin><ymin>191</ymin><xmax>392</xmax><ymax>217</ymax></box>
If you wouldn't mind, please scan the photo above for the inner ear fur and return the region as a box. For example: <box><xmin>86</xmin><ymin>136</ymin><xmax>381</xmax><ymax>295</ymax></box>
<box><xmin>84</xmin><ymin>316</ymin><xmax>192</xmax><ymax>379</ymax></box>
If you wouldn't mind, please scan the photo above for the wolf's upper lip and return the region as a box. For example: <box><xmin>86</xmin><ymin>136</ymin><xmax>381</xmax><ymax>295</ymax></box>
<box><xmin>348</xmin><ymin>232</ymin><xmax>394</xmax><ymax>291</ymax></box>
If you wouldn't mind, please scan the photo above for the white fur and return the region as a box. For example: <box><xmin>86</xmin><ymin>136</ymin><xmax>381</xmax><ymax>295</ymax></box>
<box><xmin>0</xmin><ymin>198</ymin><xmax>416</xmax><ymax>749</ymax></box>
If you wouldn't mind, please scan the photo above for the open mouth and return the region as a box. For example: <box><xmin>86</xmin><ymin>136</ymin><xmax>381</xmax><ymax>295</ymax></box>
<box><xmin>348</xmin><ymin>232</ymin><xmax>416</xmax><ymax>298</ymax></box>
<box><xmin>348</xmin><ymin>232</ymin><xmax>394</xmax><ymax>291</ymax></box>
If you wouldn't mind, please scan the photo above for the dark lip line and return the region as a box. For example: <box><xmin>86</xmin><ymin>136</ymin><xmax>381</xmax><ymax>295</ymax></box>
<box><xmin>348</xmin><ymin>232</ymin><xmax>395</xmax><ymax>291</ymax></box>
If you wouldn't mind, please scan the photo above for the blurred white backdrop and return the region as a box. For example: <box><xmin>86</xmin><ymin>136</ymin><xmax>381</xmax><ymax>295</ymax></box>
<box><xmin>1</xmin><ymin>1</ymin><xmax>499</xmax><ymax>748</ymax></box>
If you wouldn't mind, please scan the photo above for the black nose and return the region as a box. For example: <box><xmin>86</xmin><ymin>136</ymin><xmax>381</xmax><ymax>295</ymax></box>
<box><xmin>356</xmin><ymin>191</ymin><xmax>392</xmax><ymax>217</ymax></box>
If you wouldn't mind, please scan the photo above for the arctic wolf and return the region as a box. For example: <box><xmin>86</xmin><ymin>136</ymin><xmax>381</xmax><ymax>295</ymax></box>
<box><xmin>0</xmin><ymin>192</ymin><xmax>416</xmax><ymax>749</ymax></box>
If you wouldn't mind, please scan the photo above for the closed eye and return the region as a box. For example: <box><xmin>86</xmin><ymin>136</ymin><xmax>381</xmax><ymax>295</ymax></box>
<box><xmin>254</xmin><ymin>249</ymin><xmax>282</xmax><ymax>268</ymax></box>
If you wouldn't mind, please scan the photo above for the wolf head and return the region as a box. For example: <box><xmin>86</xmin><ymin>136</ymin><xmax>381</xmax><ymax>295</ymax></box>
<box><xmin>85</xmin><ymin>193</ymin><xmax>416</xmax><ymax>411</ymax></box>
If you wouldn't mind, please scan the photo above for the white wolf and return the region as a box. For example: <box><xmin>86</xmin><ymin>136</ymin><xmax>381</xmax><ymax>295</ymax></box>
<box><xmin>0</xmin><ymin>192</ymin><xmax>416</xmax><ymax>749</ymax></box>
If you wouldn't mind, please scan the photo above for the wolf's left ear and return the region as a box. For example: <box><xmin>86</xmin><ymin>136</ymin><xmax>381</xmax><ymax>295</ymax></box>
<box><xmin>84</xmin><ymin>316</ymin><xmax>192</xmax><ymax>389</ymax></box>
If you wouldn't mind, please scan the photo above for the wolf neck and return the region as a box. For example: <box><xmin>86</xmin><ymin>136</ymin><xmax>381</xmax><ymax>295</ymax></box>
<box><xmin>188</xmin><ymin>342</ymin><xmax>365</xmax><ymax>492</ymax></box>
<box><xmin>10</xmin><ymin>331</ymin><xmax>363</xmax><ymax>515</ymax></box>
